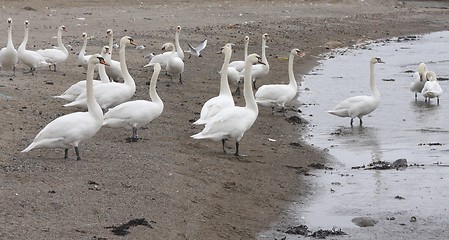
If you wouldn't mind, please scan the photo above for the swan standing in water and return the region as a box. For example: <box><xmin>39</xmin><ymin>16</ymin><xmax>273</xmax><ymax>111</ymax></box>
<box><xmin>193</xmin><ymin>43</ymin><xmax>235</xmax><ymax>125</ymax></box>
<box><xmin>22</xmin><ymin>54</ymin><xmax>108</xmax><ymax>160</ymax></box>
<box><xmin>328</xmin><ymin>57</ymin><xmax>385</xmax><ymax>126</ymax></box>
<box><xmin>103</xmin><ymin>63</ymin><xmax>163</xmax><ymax>142</ymax></box>
<box><xmin>18</xmin><ymin>20</ymin><xmax>49</xmax><ymax>75</ymax></box>
<box><xmin>105</xmin><ymin>29</ymin><xmax>123</xmax><ymax>81</ymax></box>
<box><xmin>65</xmin><ymin>36</ymin><xmax>136</xmax><ymax>110</ymax></box>
<box><xmin>37</xmin><ymin>25</ymin><xmax>69</xmax><ymax>72</ymax></box>
<box><xmin>191</xmin><ymin>53</ymin><xmax>264</xmax><ymax>156</ymax></box>
<box><xmin>238</xmin><ymin>33</ymin><xmax>270</xmax><ymax>92</ymax></box>
<box><xmin>421</xmin><ymin>70</ymin><xmax>443</xmax><ymax>105</ymax></box>
<box><xmin>409</xmin><ymin>62</ymin><xmax>428</xmax><ymax>100</ymax></box>
<box><xmin>0</xmin><ymin>18</ymin><xmax>18</xmax><ymax>76</ymax></box>
<box><xmin>255</xmin><ymin>48</ymin><xmax>304</xmax><ymax>116</ymax></box>
<box><xmin>54</xmin><ymin>46</ymin><xmax>111</xmax><ymax>101</ymax></box>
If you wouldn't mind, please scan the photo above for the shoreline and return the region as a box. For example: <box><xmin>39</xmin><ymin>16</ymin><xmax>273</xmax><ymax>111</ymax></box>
<box><xmin>2</xmin><ymin>1</ymin><xmax>449</xmax><ymax>239</ymax></box>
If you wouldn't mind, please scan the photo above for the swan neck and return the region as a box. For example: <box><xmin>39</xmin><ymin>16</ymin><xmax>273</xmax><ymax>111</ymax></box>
<box><xmin>19</xmin><ymin>25</ymin><xmax>28</xmax><ymax>50</ymax></box>
<box><xmin>98</xmin><ymin>64</ymin><xmax>110</xmax><ymax>83</ymax></box>
<box><xmin>86</xmin><ymin>62</ymin><xmax>103</xmax><ymax>119</ymax></box>
<box><xmin>119</xmin><ymin>43</ymin><xmax>134</xmax><ymax>87</ymax></box>
<box><xmin>80</xmin><ymin>37</ymin><xmax>87</xmax><ymax>54</ymax></box>
<box><xmin>175</xmin><ymin>31</ymin><xmax>183</xmax><ymax>58</ymax></box>
<box><xmin>288</xmin><ymin>52</ymin><xmax>296</xmax><ymax>87</ymax></box>
<box><xmin>244</xmin><ymin>60</ymin><xmax>258</xmax><ymax>112</ymax></box>
<box><xmin>57</xmin><ymin>28</ymin><xmax>68</xmax><ymax>54</ymax></box>
<box><xmin>149</xmin><ymin>68</ymin><xmax>162</xmax><ymax>105</ymax></box>
<box><xmin>261</xmin><ymin>38</ymin><xmax>267</xmax><ymax>63</ymax></box>
<box><xmin>219</xmin><ymin>51</ymin><xmax>232</xmax><ymax>96</ymax></box>
<box><xmin>244</xmin><ymin>40</ymin><xmax>248</xmax><ymax>57</ymax></box>
<box><xmin>370</xmin><ymin>62</ymin><xmax>380</xmax><ymax>97</ymax></box>
<box><xmin>7</xmin><ymin>24</ymin><xmax>14</xmax><ymax>48</ymax></box>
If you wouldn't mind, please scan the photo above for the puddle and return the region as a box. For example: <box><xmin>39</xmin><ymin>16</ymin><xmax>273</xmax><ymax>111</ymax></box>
<box><xmin>258</xmin><ymin>31</ymin><xmax>449</xmax><ymax>239</ymax></box>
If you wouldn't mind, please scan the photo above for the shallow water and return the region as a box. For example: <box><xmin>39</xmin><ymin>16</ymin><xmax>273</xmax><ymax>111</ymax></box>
<box><xmin>259</xmin><ymin>31</ymin><xmax>449</xmax><ymax>239</ymax></box>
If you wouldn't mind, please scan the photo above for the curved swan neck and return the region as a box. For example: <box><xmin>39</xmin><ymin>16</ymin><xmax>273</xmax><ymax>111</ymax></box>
<box><xmin>370</xmin><ymin>62</ymin><xmax>380</xmax><ymax>98</ymax></box>
<box><xmin>119</xmin><ymin>41</ymin><xmax>135</xmax><ymax>89</ymax></box>
<box><xmin>244</xmin><ymin>58</ymin><xmax>258</xmax><ymax>111</ymax></box>
<box><xmin>288</xmin><ymin>51</ymin><xmax>297</xmax><ymax>88</ymax></box>
<box><xmin>98</xmin><ymin>64</ymin><xmax>109</xmax><ymax>83</ymax></box>
<box><xmin>149</xmin><ymin>66</ymin><xmax>162</xmax><ymax>105</ymax></box>
<box><xmin>219</xmin><ymin>50</ymin><xmax>232</xmax><ymax>96</ymax></box>
<box><xmin>86</xmin><ymin>61</ymin><xmax>103</xmax><ymax>119</ymax></box>
<box><xmin>57</xmin><ymin>28</ymin><xmax>68</xmax><ymax>55</ymax></box>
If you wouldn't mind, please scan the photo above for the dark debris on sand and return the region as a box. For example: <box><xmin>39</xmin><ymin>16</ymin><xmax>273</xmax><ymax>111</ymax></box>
<box><xmin>105</xmin><ymin>218</ymin><xmax>154</xmax><ymax>236</ymax></box>
<box><xmin>285</xmin><ymin>224</ymin><xmax>347</xmax><ymax>239</ymax></box>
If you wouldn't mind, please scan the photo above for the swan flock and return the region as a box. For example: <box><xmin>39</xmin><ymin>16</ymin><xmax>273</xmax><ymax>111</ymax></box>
<box><xmin>0</xmin><ymin>17</ymin><xmax>440</xmax><ymax>159</ymax></box>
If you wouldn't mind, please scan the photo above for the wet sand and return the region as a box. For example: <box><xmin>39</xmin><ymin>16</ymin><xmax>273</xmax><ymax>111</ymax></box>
<box><xmin>1</xmin><ymin>0</ymin><xmax>449</xmax><ymax>239</ymax></box>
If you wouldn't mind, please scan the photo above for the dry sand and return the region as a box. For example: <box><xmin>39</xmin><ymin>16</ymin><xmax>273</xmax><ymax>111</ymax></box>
<box><xmin>1</xmin><ymin>0</ymin><xmax>449</xmax><ymax>239</ymax></box>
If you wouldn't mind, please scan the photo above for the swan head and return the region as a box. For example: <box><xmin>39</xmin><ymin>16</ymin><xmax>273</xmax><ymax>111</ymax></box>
<box><xmin>7</xmin><ymin>18</ymin><xmax>12</xmax><ymax>24</ymax></box>
<box><xmin>247</xmin><ymin>53</ymin><xmax>265</xmax><ymax>65</ymax></box>
<box><xmin>101</xmin><ymin>46</ymin><xmax>110</xmax><ymax>57</ymax></box>
<box><xmin>418</xmin><ymin>62</ymin><xmax>427</xmax><ymax>75</ymax></box>
<box><xmin>120</xmin><ymin>36</ymin><xmax>136</xmax><ymax>46</ymax></box>
<box><xmin>219</xmin><ymin>43</ymin><xmax>233</xmax><ymax>55</ymax></box>
<box><xmin>24</xmin><ymin>20</ymin><xmax>29</xmax><ymax>27</ymax></box>
<box><xmin>262</xmin><ymin>33</ymin><xmax>269</xmax><ymax>41</ymax></box>
<box><xmin>292</xmin><ymin>48</ymin><xmax>305</xmax><ymax>58</ymax></box>
<box><xmin>106</xmin><ymin>29</ymin><xmax>113</xmax><ymax>36</ymax></box>
<box><xmin>90</xmin><ymin>54</ymin><xmax>108</xmax><ymax>66</ymax></box>
<box><xmin>82</xmin><ymin>32</ymin><xmax>87</xmax><ymax>39</ymax></box>
<box><xmin>426</xmin><ymin>71</ymin><xmax>437</xmax><ymax>81</ymax></box>
<box><xmin>161</xmin><ymin>42</ymin><xmax>175</xmax><ymax>51</ymax></box>
<box><xmin>176</xmin><ymin>26</ymin><xmax>181</xmax><ymax>32</ymax></box>
<box><xmin>370</xmin><ymin>57</ymin><xmax>385</xmax><ymax>64</ymax></box>
<box><xmin>245</xmin><ymin>36</ymin><xmax>249</xmax><ymax>42</ymax></box>
<box><xmin>59</xmin><ymin>25</ymin><xmax>67</xmax><ymax>32</ymax></box>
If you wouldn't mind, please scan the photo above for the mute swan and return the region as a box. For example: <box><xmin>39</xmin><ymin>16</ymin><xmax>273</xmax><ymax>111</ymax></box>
<box><xmin>191</xmin><ymin>53</ymin><xmax>264</xmax><ymax>156</ymax></box>
<box><xmin>77</xmin><ymin>32</ymin><xmax>92</xmax><ymax>70</ymax></box>
<box><xmin>238</xmin><ymin>33</ymin><xmax>270</xmax><ymax>92</ymax></box>
<box><xmin>185</xmin><ymin>38</ymin><xmax>207</xmax><ymax>58</ymax></box>
<box><xmin>229</xmin><ymin>36</ymin><xmax>249</xmax><ymax>72</ymax></box>
<box><xmin>65</xmin><ymin>36</ymin><xmax>136</xmax><ymax>110</ymax></box>
<box><xmin>146</xmin><ymin>26</ymin><xmax>184</xmax><ymax>68</ymax></box>
<box><xmin>157</xmin><ymin>42</ymin><xmax>184</xmax><ymax>84</ymax></box>
<box><xmin>37</xmin><ymin>25</ymin><xmax>68</xmax><ymax>72</ymax></box>
<box><xmin>18</xmin><ymin>20</ymin><xmax>49</xmax><ymax>75</ymax></box>
<box><xmin>105</xmin><ymin>29</ymin><xmax>123</xmax><ymax>81</ymax></box>
<box><xmin>328</xmin><ymin>57</ymin><xmax>385</xmax><ymax>126</ymax></box>
<box><xmin>103</xmin><ymin>62</ymin><xmax>163</xmax><ymax>142</ymax></box>
<box><xmin>22</xmin><ymin>54</ymin><xmax>107</xmax><ymax>160</ymax></box>
<box><xmin>421</xmin><ymin>71</ymin><xmax>443</xmax><ymax>105</ymax></box>
<box><xmin>0</xmin><ymin>18</ymin><xmax>18</xmax><ymax>76</ymax></box>
<box><xmin>193</xmin><ymin>43</ymin><xmax>235</xmax><ymax>125</ymax></box>
<box><xmin>54</xmin><ymin>46</ymin><xmax>111</xmax><ymax>101</ymax></box>
<box><xmin>255</xmin><ymin>48</ymin><xmax>304</xmax><ymax>116</ymax></box>
<box><xmin>409</xmin><ymin>62</ymin><xmax>427</xmax><ymax>100</ymax></box>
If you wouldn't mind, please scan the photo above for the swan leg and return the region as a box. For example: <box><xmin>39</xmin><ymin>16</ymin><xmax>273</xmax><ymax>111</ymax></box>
<box><xmin>24</xmin><ymin>67</ymin><xmax>36</xmax><ymax>75</ymax></box>
<box><xmin>437</xmin><ymin>97</ymin><xmax>440</xmax><ymax>105</ymax></box>
<box><xmin>234</xmin><ymin>84</ymin><xmax>241</xmax><ymax>96</ymax></box>
<box><xmin>359</xmin><ymin>117</ymin><xmax>363</xmax><ymax>126</ymax></box>
<box><xmin>75</xmin><ymin>147</ymin><xmax>81</xmax><ymax>160</ymax></box>
<box><xmin>179</xmin><ymin>74</ymin><xmax>183</xmax><ymax>84</ymax></box>
<box><xmin>414</xmin><ymin>92</ymin><xmax>417</xmax><ymax>101</ymax></box>
<box><xmin>234</xmin><ymin>141</ymin><xmax>240</xmax><ymax>156</ymax></box>
<box><xmin>221</xmin><ymin>139</ymin><xmax>226</xmax><ymax>154</ymax></box>
<box><xmin>282</xmin><ymin>107</ymin><xmax>286</xmax><ymax>116</ymax></box>
<box><xmin>271</xmin><ymin>107</ymin><xmax>275</xmax><ymax>115</ymax></box>
<box><xmin>130</xmin><ymin>127</ymin><xmax>139</xmax><ymax>142</ymax></box>
<box><xmin>350</xmin><ymin>118</ymin><xmax>354</xmax><ymax>126</ymax></box>
<box><xmin>64</xmin><ymin>149</ymin><xmax>69</xmax><ymax>159</ymax></box>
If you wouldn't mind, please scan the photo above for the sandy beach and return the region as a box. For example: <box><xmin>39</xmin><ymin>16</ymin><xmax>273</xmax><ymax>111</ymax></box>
<box><xmin>1</xmin><ymin>0</ymin><xmax>449</xmax><ymax>239</ymax></box>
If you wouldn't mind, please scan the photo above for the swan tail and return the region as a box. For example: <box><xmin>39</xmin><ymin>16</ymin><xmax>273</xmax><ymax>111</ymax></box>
<box><xmin>192</xmin><ymin>118</ymin><xmax>206</xmax><ymax>125</ymax></box>
<box><xmin>327</xmin><ymin>109</ymin><xmax>348</xmax><ymax>117</ymax></box>
<box><xmin>191</xmin><ymin>132</ymin><xmax>205</xmax><ymax>139</ymax></box>
<box><xmin>21</xmin><ymin>142</ymin><xmax>37</xmax><ymax>153</ymax></box>
<box><xmin>53</xmin><ymin>95</ymin><xmax>75</xmax><ymax>101</ymax></box>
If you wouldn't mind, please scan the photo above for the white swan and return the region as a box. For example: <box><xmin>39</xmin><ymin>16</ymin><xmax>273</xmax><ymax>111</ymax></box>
<box><xmin>103</xmin><ymin>62</ymin><xmax>164</xmax><ymax>142</ymax></box>
<box><xmin>18</xmin><ymin>20</ymin><xmax>49</xmax><ymax>75</ymax></box>
<box><xmin>238</xmin><ymin>33</ymin><xmax>270</xmax><ymax>91</ymax></box>
<box><xmin>255</xmin><ymin>48</ymin><xmax>304</xmax><ymax>115</ymax></box>
<box><xmin>22</xmin><ymin>54</ymin><xmax>107</xmax><ymax>160</ymax></box>
<box><xmin>191</xmin><ymin>53</ymin><xmax>264</xmax><ymax>156</ymax></box>
<box><xmin>146</xmin><ymin>26</ymin><xmax>184</xmax><ymax>68</ymax></box>
<box><xmin>229</xmin><ymin>35</ymin><xmax>249</xmax><ymax>72</ymax></box>
<box><xmin>185</xmin><ymin>38</ymin><xmax>207</xmax><ymax>58</ymax></box>
<box><xmin>0</xmin><ymin>18</ymin><xmax>18</xmax><ymax>76</ymax></box>
<box><xmin>328</xmin><ymin>57</ymin><xmax>385</xmax><ymax>126</ymax></box>
<box><xmin>54</xmin><ymin>46</ymin><xmax>111</xmax><ymax>101</ymax></box>
<box><xmin>77</xmin><ymin>32</ymin><xmax>92</xmax><ymax>70</ymax></box>
<box><xmin>193</xmin><ymin>43</ymin><xmax>235</xmax><ymax>125</ymax></box>
<box><xmin>422</xmin><ymin>71</ymin><xmax>443</xmax><ymax>105</ymax></box>
<box><xmin>105</xmin><ymin>29</ymin><xmax>123</xmax><ymax>81</ymax></box>
<box><xmin>37</xmin><ymin>25</ymin><xmax>68</xmax><ymax>72</ymax></box>
<box><xmin>64</xmin><ymin>36</ymin><xmax>136</xmax><ymax>110</ymax></box>
<box><xmin>159</xmin><ymin>42</ymin><xmax>184</xmax><ymax>83</ymax></box>
<box><xmin>409</xmin><ymin>62</ymin><xmax>427</xmax><ymax>100</ymax></box>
